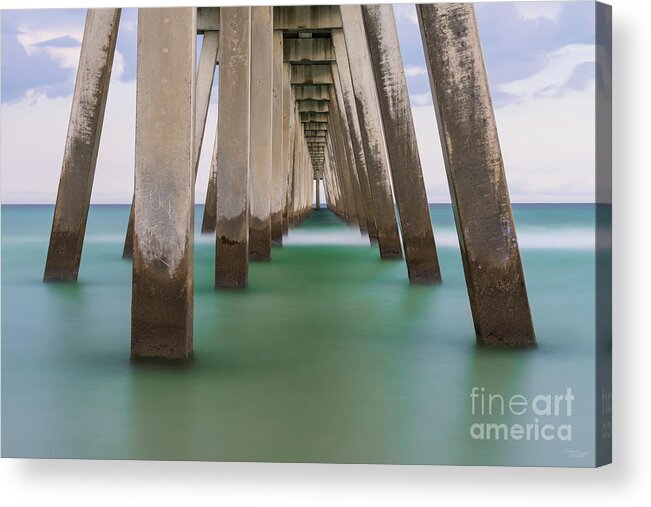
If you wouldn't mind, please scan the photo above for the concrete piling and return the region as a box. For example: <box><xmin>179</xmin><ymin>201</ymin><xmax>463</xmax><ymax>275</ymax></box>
<box><xmin>131</xmin><ymin>8</ymin><xmax>196</xmax><ymax>359</ymax></box>
<box><xmin>339</xmin><ymin>6</ymin><xmax>402</xmax><ymax>258</ymax></box>
<box><xmin>248</xmin><ymin>7</ymin><xmax>273</xmax><ymax>261</ymax></box>
<box><xmin>271</xmin><ymin>29</ymin><xmax>284</xmax><ymax>246</ymax></box>
<box><xmin>330</xmin><ymin>31</ymin><xmax>378</xmax><ymax>245</ymax></box>
<box><xmin>363</xmin><ymin>4</ymin><xmax>441</xmax><ymax>284</ymax></box>
<box><xmin>329</xmin><ymin>96</ymin><xmax>363</xmax><ymax>228</ymax></box>
<box><xmin>44</xmin><ymin>9</ymin><xmax>121</xmax><ymax>281</ymax></box>
<box><xmin>193</xmin><ymin>30</ymin><xmax>220</xmax><ymax>179</ymax></box>
<box><xmin>200</xmin><ymin>135</ymin><xmax>218</xmax><ymax>234</ymax></box>
<box><xmin>126</xmin><ymin>26</ymin><xmax>219</xmax><ymax>255</ymax></box>
<box><xmin>417</xmin><ymin>4</ymin><xmax>535</xmax><ymax>346</ymax></box>
<box><xmin>329</xmin><ymin>66</ymin><xmax>369</xmax><ymax>234</ymax></box>
<box><xmin>46</xmin><ymin>5</ymin><xmax>538</xmax><ymax>358</ymax></box>
<box><xmin>281</xmin><ymin>62</ymin><xmax>292</xmax><ymax>237</ymax></box>
<box><xmin>215</xmin><ymin>7</ymin><xmax>251</xmax><ymax>289</ymax></box>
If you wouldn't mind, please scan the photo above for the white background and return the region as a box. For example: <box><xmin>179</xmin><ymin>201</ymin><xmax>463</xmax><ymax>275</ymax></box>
<box><xmin>1</xmin><ymin>0</ymin><xmax>649</xmax><ymax>505</ymax></box>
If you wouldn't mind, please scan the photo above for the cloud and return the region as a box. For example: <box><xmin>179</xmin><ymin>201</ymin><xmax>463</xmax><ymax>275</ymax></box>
<box><xmin>410</xmin><ymin>92</ymin><xmax>432</xmax><ymax>106</ymax></box>
<box><xmin>410</xmin><ymin>79</ymin><xmax>595</xmax><ymax>203</ymax></box>
<box><xmin>112</xmin><ymin>51</ymin><xmax>126</xmax><ymax>80</ymax></box>
<box><xmin>474</xmin><ymin>2</ymin><xmax>595</xmax><ymax>107</ymax></box>
<box><xmin>393</xmin><ymin>3</ymin><xmax>418</xmax><ymax>26</ymax></box>
<box><xmin>514</xmin><ymin>2</ymin><xmax>564</xmax><ymax>24</ymax></box>
<box><xmin>404</xmin><ymin>65</ymin><xmax>427</xmax><ymax>77</ymax></box>
<box><xmin>1</xmin><ymin>78</ymin><xmax>219</xmax><ymax>205</ymax></box>
<box><xmin>499</xmin><ymin>44</ymin><xmax>595</xmax><ymax>99</ymax></box>
<box><xmin>16</xmin><ymin>24</ymin><xmax>84</xmax><ymax>54</ymax></box>
<box><xmin>1</xmin><ymin>9</ymin><xmax>138</xmax><ymax>103</ymax></box>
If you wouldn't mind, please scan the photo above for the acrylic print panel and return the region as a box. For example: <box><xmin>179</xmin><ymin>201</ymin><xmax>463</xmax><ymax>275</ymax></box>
<box><xmin>0</xmin><ymin>3</ymin><xmax>611</xmax><ymax>467</ymax></box>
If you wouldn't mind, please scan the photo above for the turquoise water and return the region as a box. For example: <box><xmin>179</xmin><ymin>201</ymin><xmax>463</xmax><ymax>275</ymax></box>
<box><xmin>1</xmin><ymin>204</ymin><xmax>597</xmax><ymax>466</ymax></box>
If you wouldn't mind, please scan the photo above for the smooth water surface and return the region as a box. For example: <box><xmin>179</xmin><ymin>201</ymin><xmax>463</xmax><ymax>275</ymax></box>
<box><xmin>1</xmin><ymin>204</ymin><xmax>596</xmax><ymax>465</ymax></box>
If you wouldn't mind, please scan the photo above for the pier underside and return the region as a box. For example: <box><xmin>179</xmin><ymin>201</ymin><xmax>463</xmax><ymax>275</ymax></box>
<box><xmin>42</xmin><ymin>5</ymin><xmax>535</xmax><ymax>359</ymax></box>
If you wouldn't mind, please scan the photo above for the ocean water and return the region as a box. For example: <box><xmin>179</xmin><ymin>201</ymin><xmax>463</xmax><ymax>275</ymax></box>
<box><xmin>1</xmin><ymin>204</ymin><xmax>598</xmax><ymax>466</ymax></box>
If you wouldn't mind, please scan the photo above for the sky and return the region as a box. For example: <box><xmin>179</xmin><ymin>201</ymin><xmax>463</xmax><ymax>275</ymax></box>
<box><xmin>0</xmin><ymin>3</ymin><xmax>598</xmax><ymax>204</ymax></box>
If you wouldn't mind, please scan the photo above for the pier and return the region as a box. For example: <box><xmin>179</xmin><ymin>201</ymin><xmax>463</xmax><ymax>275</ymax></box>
<box><xmin>44</xmin><ymin>5</ymin><xmax>536</xmax><ymax>358</ymax></box>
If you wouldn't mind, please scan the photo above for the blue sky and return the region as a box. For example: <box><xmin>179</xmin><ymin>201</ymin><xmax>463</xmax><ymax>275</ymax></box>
<box><xmin>1</xmin><ymin>3</ymin><xmax>599</xmax><ymax>203</ymax></box>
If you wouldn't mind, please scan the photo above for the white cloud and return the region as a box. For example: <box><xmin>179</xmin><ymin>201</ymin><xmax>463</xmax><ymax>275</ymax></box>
<box><xmin>15</xmin><ymin>23</ymin><xmax>86</xmax><ymax>71</ymax></box>
<box><xmin>404</xmin><ymin>65</ymin><xmax>427</xmax><ymax>77</ymax></box>
<box><xmin>16</xmin><ymin>23</ymin><xmax>83</xmax><ymax>54</ymax></box>
<box><xmin>411</xmin><ymin>84</ymin><xmax>595</xmax><ymax>203</ymax></box>
<box><xmin>112</xmin><ymin>51</ymin><xmax>126</xmax><ymax>80</ymax></box>
<box><xmin>393</xmin><ymin>3</ymin><xmax>418</xmax><ymax>26</ymax></box>
<box><xmin>410</xmin><ymin>92</ymin><xmax>432</xmax><ymax>106</ymax></box>
<box><xmin>499</xmin><ymin>44</ymin><xmax>595</xmax><ymax>98</ymax></box>
<box><xmin>514</xmin><ymin>2</ymin><xmax>564</xmax><ymax>24</ymax></box>
<box><xmin>14</xmin><ymin>23</ymin><xmax>124</xmax><ymax>80</ymax></box>
<box><xmin>1</xmin><ymin>79</ymin><xmax>219</xmax><ymax>205</ymax></box>
<box><xmin>43</xmin><ymin>46</ymin><xmax>82</xmax><ymax>69</ymax></box>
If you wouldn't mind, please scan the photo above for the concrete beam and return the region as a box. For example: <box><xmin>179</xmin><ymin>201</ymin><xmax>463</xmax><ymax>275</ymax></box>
<box><xmin>293</xmin><ymin>84</ymin><xmax>331</xmax><ymax>101</ymax></box>
<box><xmin>304</xmin><ymin>122</ymin><xmax>328</xmax><ymax>130</ymax></box>
<box><xmin>197</xmin><ymin>7</ymin><xmax>220</xmax><ymax>33</ymax></box>
<box><xmin>273</xmin><ymin>5</ymin><xmax>342</xmax><ymax>31</ymax></box>
<box><xmin>215</xmin><ymin>7</ymin><xmax>251</xmax><ymax>288</ymax></box>
<box><xmin>300</xmin><ymin>112</ymin><xmax>329</xmax><ymax>123</ymax></box>
<box><xmin>131</xmin><ymin>8</ymin><xmax>195</xmax><ymax>359</ymax></box>
<box><xmin>249</xmin><ymin>7</ymin><xmax>273</xmax><ymax>261</ymax></box>
<box><xmin>297</xmin><ymin>100</ymin><xmax>329</xmax><ymax>113</ymax></box>
<box><xmin>44</xmin><ymin>9</ymin><xmax>120</xmax><ymax>281</ymax></box>
<box><xmin>363</xmin><ymin>5</ymin><xmax>441</xmax><ymax>283</ymax></box>
<box><xmin>291</xmin><ymin>64</ymin><xmax>333</xmax><ymax>84</ymax></box>
<box><xmin>271</xmin><ymin>30</ymin><xmax>284</xmax><ymax>245</ymax></box>
<box><xmin>284</xmin><ymin>37</ymin><xmax>334</xmax><ymax>62</ymax></box>
<box><xmin>418</xmin><ymin>4</ymin><xmax>535</xmax><ymax>346</ymax></box>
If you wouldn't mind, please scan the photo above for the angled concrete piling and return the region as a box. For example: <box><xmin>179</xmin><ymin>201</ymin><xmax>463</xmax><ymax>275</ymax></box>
<box><xmin>131</xmin><ymin>8</ymin><xmax>196</xmax><ymax>359</ymax></box>
<box><xmin>44</xmin><ymin>9</ymin><xmax>121</xmax><ymax>281</ymax></box>
<box><xmin>329</xmin><ymin>65</ymin><xmax>368</xmax><ymax>234</ymax></box>
<box><xmin>248</xmin><ymin>7</ymin><xmax>273</xmax><ymax>261</ymax></box>
<box><xmin>215</xmin><ymin>7</ymin><xmax>251</xmax><ymax>288</ymax></box>
<box><xmin>363</xmin><ymin>4</ymin><xmax>441</xmax><ymax>284</ymax></box>
<box><xmin>194</xmin><ymin>30</ymin><xmax>220</xmax><ymax>179</ymax></box>
<box><xmin>330</xmin><ymin>37</ymin><xmax>378</xmax><ymax>244</ymax></box>
<box><xmin>46</xmin><ymin>5</ymin><xmax>538</xmax><ymax>356</ymax></box>
<box><xmin>339</xmin><ymin>6</ymin><xmax>402</xmax><ymax>259</ymax></box>
<box><xmin>418</xmin><ymin>4</ymin><xmax>535</xmax><ymax>346</ymax></box>
<box><xmin>196</xmin><ymin>25</ymin><xmax>220</xmax><ymax>236</ymax></box>
<box><xmin>200</xmin><ymin>135</ymin><xmax>218</xmax><ymax>234</ymax></box>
